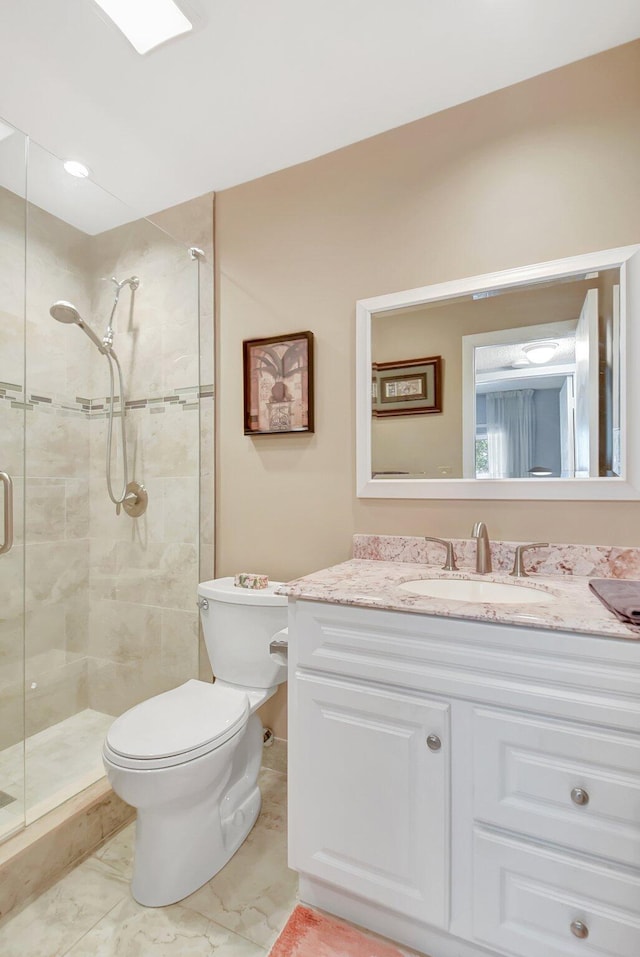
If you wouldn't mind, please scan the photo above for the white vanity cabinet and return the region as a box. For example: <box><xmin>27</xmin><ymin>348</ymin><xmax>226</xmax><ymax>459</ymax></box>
<box><xmin>287</xmin><ymin>599</ymin><xmax>640</xmax><ymax>957</ymax></box>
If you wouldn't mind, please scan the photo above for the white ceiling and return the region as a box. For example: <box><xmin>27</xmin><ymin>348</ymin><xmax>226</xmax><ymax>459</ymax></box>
<box><xmin>1</xmin><ymin>0</ymin><xmax>640</xmax><ymax>234</ymax></box>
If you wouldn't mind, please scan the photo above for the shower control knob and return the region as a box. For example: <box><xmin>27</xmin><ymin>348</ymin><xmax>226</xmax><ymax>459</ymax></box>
<box><xmin>426</xmin><ymin>735</ymin><xmax>442</xmax><ymax>751</ymax></box>
<box><xmin>122</xmin><ymin>481</ymin><xmax>148</xmax><ymax>518</ymax></box>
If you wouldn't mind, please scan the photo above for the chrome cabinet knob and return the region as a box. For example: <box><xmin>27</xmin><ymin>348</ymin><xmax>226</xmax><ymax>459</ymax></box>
<box><xmin>571</xmin><ymin>787</ymin><xmax>589</xmax><ymax>806</ymax></box>
<box><xmin>570</xmin><ymin>920</ymin><xmax>589</xmax><ymax>939</ymax></box>
<box><xmin>426</xmin><ymin>735</ymin><xmax>442</xmax><ymax>751</ymax></box>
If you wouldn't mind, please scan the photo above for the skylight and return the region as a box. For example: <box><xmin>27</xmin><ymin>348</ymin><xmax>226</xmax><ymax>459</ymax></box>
<box><xmin>93</xmin><ymin>0</ymin><xmax>193</xmax><ymax>55</ymax></box>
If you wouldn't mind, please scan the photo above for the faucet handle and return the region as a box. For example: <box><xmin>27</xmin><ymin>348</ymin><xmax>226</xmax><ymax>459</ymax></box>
<box><xmin>510</xmin><ymin>543</ymin><xmax>548</xmax><ymax>578</ymax></box>
<box><xmin>425</xmin><ymin>537</ymin><xmax>458</xmax><ymax>571</ymax></box>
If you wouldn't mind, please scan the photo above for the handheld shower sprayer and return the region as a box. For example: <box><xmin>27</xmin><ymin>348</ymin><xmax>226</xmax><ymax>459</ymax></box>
<box><xmin>49</xmin><ymin>301</ymin><xmax>108</xmax><ymax>354</ymax></box>
<box><xmin>49</xmin><ymin>278</ymin><xmax>145</xmax><ymax>518</ymax></box>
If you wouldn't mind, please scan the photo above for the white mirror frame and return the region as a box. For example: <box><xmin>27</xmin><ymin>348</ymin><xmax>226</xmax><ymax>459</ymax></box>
<box><xmin>356</xmin><ymin>245</ymin><xmax>640</xmax><ymax>500</ymax></box>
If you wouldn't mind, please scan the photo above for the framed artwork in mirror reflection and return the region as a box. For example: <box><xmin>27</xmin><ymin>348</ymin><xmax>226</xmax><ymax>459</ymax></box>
<box><xmin>243</xmin><ymin>331</ymin><xmax>314</xmax><ymax>434</ymax></box>
<box><xmin>372</xmin><ymin>355</ymin><xmax>442</xmax><ymax>416</ymax></box>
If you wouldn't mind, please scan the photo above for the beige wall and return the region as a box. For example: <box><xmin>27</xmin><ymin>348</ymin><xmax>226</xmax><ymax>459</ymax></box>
<box><xmin>216</xmin><ymin>41</ymin><xmax>640</xmax><ymax>738</ymax></box>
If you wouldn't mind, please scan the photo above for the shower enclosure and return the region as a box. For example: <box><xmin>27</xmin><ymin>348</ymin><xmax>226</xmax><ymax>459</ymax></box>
<box><xmin>0</xmin><ymin>122</ymin><xmax>213</xmax><ymax>842</ymax></box>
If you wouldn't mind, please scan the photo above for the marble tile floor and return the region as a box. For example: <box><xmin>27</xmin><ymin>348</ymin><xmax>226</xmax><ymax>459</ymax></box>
<box><xmin>0</xmin><ymin>764</ymin><xmax>298</xmax><ymax>956</ymax></box>
<box><xmin>0</xmin><ymin>709</ymin><xmax>114</xmax><ymax>840</ymax></box>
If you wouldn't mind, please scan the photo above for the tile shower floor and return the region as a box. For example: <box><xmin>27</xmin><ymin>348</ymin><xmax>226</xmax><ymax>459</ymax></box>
<box><xmin>0</xmin><ymin>709</ymin><xmax>114</xmax><ymax>840</ymax></box>
<box><xmin>0</xmin><ymin>760</ymin><xmax>297</xmax><ymax>956</ymax></box>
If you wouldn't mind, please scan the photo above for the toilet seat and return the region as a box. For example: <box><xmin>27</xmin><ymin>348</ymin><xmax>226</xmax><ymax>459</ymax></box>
<box><xmin>104</xmin><ymin>679</ymin><xmax>249</xmax><ymax>770</ymax></box>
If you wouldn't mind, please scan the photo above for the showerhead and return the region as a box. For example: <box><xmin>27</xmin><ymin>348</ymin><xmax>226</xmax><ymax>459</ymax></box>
<box><xmin>49</xmin><ymin>300</ymin><xmax>108</xmax><ymax>353</ymax></box>
<box><xmin>50</xmin><ymin>300</ymin><xmax>81</xmax><ymax>324</ymax></box>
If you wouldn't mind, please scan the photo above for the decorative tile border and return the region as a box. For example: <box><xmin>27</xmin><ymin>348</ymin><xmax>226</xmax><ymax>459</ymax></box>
<box><xmin>353</xmin><ymin>534</ymin><xmax>640</xmax><ymax>580</ymax></box>
<box><xmin>0</xmin><ymin>384</ymin><xmax>213</xmax><ymax>418</ymax></box>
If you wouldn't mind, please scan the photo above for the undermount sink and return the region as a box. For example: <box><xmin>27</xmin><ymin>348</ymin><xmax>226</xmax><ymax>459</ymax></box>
<box><xmin>398</xmin><ymin>577</ymin><xmax>556</xmax><ymax>604</ymax></box>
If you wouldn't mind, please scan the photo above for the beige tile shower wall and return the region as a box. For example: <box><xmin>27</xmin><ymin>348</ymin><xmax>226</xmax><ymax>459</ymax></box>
<box><xmin>216</xmin><ymin>42</ymin><xmax>640</xmax><ymax>739</ymax></box>
<box><xmin>149</xmin><ymin>194</ymin><xmax>216</xmax><ymax>574</ymax></box>
<box><xmin>150</xmin><ymin>194</ymin><xmax>216</xmax><ymax>682</ymax></box>
<box><xmin>87</xmin><ymin>197</ymin><xmax>213</xmax><ymax>716</ymax></box>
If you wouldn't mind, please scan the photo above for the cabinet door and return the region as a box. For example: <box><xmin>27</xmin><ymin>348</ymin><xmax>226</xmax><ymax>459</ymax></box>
<box><xmin>289</xmin><ymin>674</ymin><xmax>450</xmax><ymax>928</ymax></box>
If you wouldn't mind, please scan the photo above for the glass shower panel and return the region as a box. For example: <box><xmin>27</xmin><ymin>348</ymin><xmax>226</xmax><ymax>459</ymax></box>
<box><xmin>23</xmin><ymin>141</ymin><xmax>202</xmax><ymax>823</ymax></box>
<box><xmin>0</xmin><ymin>120</ymin><xmax>27</xmax><ymax>841</ymax></box>
<box><xmin>23</xmin><ymin>141</ymin><xmax>109</xmax><ymax>821</ymax></box>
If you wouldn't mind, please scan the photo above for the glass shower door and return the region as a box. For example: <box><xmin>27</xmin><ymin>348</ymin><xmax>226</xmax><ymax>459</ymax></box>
<box><xmin>0</xmin><ymin>120</ymin><xmax>27</xmax><ymax>841</ymax></box>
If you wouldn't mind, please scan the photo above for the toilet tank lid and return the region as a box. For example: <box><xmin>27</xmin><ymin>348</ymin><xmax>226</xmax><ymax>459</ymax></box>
<box><xmin>198</xmin><ymin>577</ymin><xmax>287</xmax><ymax>606</ymax></box>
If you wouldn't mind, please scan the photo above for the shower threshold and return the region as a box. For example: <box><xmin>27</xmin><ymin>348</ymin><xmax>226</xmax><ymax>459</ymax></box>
<box><xmin>0</xmin><ymin>709</ymin><xmax>114</xmax><ymax>843</ymax></box>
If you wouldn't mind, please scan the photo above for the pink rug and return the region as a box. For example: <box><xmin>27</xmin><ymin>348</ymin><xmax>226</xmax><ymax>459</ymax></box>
<box><xmin>269</xmin><ymin>905</ymin><xmax>407</xmax><ymax>957</ymax></box>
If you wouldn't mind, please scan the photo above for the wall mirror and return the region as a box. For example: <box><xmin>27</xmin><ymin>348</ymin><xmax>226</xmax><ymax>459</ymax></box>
<box><xmin>356</xmin><ymin>246</ymin><xmax>640</xmax><ymax>499</ymax></box>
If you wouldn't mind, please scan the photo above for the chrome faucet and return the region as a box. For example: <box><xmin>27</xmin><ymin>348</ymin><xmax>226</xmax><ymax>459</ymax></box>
<box><xmin>471</xmin><ymin>521</ymin><xmax>492</xmax><ymax>574</ymax></box>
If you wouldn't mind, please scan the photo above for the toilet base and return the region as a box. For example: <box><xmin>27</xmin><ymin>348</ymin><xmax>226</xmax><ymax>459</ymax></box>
<box><xmin>131</xmin><ymin>785</ymin><xmax>262</xmax><ymax>907</ymax></box>
<box><xmin>111</xmin><ymin>713</ymin><xmax>265</xmax><ymax>907</ymax></box>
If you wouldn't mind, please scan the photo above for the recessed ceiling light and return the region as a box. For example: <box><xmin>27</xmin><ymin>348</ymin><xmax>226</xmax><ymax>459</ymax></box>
<box><xmin>522</xmin><ymin>341</ymin><xmax>558</xmax><ymax>365</ymax></box>
<box><xmin>93</xmin><ymin>0</ymin><xmax>193</xmax><ymax>55</ymax></box>
<box><xmin>63</xmin><ymin>160</ymin><xmax>90</xmax><ymax>178</ymax></box>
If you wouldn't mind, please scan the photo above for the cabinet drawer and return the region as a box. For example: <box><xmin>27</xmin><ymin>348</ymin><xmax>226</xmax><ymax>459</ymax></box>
<box><xmin>473</xmin><ymin>829</ymin><xmax>640</xmax><ymax>957</ymax></box>
<box><xmin>473</xmin><ymin>707</ymin><xmax>640</xmax><ymax>868</ymax></box>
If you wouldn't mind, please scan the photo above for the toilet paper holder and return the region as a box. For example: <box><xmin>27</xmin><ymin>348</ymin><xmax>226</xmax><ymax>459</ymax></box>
<box><xmin>269</xmin><ymin>628</ymin><xmax>288</xmax><ymax>664</ymax></box>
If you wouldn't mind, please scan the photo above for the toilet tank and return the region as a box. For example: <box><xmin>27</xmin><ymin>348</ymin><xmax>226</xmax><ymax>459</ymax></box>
<box><xmin>197</xmin><ymin>578</ymin><xmax>288</xmax><ymax>689</ymax></box>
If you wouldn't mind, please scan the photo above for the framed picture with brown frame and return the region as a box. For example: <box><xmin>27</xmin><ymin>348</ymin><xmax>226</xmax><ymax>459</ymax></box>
<box><xmin>372</xmin><ymin>355</ymin><xmax>442</xmax><ymax>417</ymax></box>
<box><xmin>243</xmin><ymin>331</ymin><xmax>314</xmax><ymax>434</ymax></box>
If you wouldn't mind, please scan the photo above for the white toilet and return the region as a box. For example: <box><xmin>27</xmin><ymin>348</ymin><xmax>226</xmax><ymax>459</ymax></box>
<box><xmin>102</xmin><ymin>577</ymin><xmax>288</xmax><ymax>907</ymax></box>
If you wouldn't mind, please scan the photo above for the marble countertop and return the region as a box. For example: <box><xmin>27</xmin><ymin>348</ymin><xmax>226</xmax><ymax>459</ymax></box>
<box><xmin>278</xmin><ymin>559</ymin><xmax>640</xmax><ymax>641</ymax></box>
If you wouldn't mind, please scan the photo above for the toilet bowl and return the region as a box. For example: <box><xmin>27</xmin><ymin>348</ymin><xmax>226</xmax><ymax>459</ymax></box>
<box><xmin>103</xmin><ymin>578</ymin><xmax>288</xmax><ymax>907</ymax></box>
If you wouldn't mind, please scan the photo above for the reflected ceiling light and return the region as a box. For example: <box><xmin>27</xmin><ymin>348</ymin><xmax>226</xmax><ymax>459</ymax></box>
<box><xmin>0</xmin><ymin>120</ymin><xmax>15</xmax><ymax>142</ymax></box>
<box><xmin>522</xmin><ymin>340</ymin><xmax>558</xmax><ymax>365</ymax></box>
<box><xmin>93</xmin><ymin>0</ymin><xmax>193</xmax><ymax>55</ymax></box>
<box><xmin>63</xmin><ymin>160</ymin><xmax>90</xmax><ymax>178</ymax></box>
<box><xmin>529</xmin><ymin>466</ymin><xmax>553</xmax><ymax>477</ymax></box>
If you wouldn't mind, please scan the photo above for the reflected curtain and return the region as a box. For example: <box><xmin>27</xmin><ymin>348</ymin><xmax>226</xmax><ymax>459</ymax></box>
<box><xmin>486</xmin><ymin>389</ymin><xmax>535</xmax><ymax>478</ymax></box>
